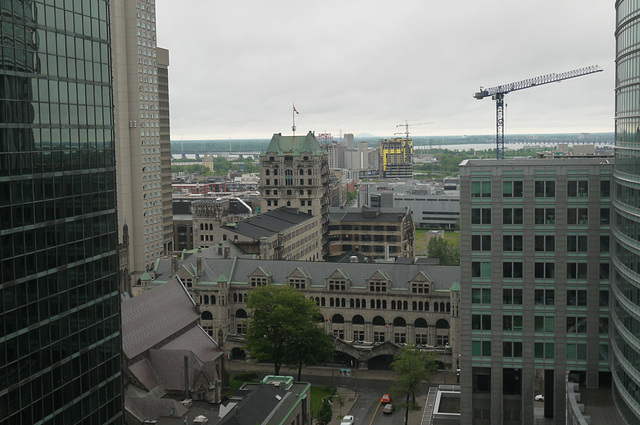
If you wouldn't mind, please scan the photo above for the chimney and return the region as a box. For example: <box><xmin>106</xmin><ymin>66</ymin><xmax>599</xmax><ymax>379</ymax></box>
<box><xmin>171</xmin><ymin>256</ymin><xmax>178</xmax><ymax>275</ymax></box>
<box><xmin>184</xmin><ymin>355</ymin><xmax>190</xmax><ymax>398</ymax></box>
<box><xmin>197</xmin><ymin>256</ymin><xmax>203</xmax><ymax>277</ymax></box>
<box><xmin>224</xmin><ymin>247</ymin><xmax>230</xmax><ymax>259</ymax></box>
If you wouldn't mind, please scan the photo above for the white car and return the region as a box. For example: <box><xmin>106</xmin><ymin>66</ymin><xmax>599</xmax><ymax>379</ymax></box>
<box><xmin>534</xmin><ymin>394</ymin><xmax>544</xmax><ymax>401</ymax></box>
<box><xmin>340</xmin><ymin>415</ymin><xmax>355</xmax><ymax>425</ymax></box>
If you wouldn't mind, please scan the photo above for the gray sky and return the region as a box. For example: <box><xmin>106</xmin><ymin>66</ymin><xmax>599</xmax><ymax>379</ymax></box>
<box><xmin>156</xmin><ymin>0</ymin><xmax>615</xmax><ymax>140</ymax></box>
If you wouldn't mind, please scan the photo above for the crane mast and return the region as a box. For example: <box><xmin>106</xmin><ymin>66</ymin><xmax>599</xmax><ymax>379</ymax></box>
<box><xmin>474</xmin><ymin>65</ymin><xmax>603</xmax><ymax>159</ymax></box>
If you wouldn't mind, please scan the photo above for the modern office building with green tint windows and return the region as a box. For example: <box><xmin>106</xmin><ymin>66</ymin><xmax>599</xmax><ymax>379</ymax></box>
<box><xmin>459</xmin><ymin>158</ymin><xmax>613</xmax><ymax>425</ymax></box>
<box><xmin>0</xmin><ymin>1</ymin><xmax>123</xmax><ymax>424</ymax></box>
<box><xmin>613</xmin><ymin>1</ymin><xmax>640</xmax><ymax>424</ymax></box>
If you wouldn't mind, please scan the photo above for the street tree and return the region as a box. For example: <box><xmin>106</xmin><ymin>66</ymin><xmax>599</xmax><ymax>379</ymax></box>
<box><xmin>245</xmin><ymin>285</ymin><xmax>332</xmax><ymax>376</ymax></box>
<box><xmin>391</xmin><ymin>344</ymin><xmax>437</xmax><ymax>425</ymax></box>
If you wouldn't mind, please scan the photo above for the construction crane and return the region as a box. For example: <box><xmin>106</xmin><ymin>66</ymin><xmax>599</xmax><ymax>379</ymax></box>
<box><xmin>474</xmin><ymin>65</ymin><xmax>603</xmax><ymax>159</ymax></box>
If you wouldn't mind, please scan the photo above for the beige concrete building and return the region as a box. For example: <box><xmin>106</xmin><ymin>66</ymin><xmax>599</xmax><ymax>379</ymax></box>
<box><xmin>259</xmin><ymin>132</ymin><xmax>330</xmax><ymax>257</ymax></box>
<box><xmin>111</xmin><ymin>0</ymin><xmax>172</xmax><ymax>285</ymax></box>
<box><xmin>147</xmin><ymin>255</ymin><xmax>460</xmax><ymax>371</ymax></box>
<box><xmin>328</xmin><ymin>206</ymin><xmax>415</xmax><ymax>260</ymax></box>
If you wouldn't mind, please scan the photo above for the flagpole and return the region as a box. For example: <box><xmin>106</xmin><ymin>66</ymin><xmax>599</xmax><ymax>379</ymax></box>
<box><xmin>292</xmin><ymin>104</ymin><xmax>299</xmax><ymax>135</ymax></box>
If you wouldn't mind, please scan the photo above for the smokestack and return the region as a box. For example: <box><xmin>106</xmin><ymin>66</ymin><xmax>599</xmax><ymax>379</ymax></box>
<box><xmin>171</xmin><ymin>256</ymin><xmax>178</xmax><ymax>275</ymax></box>
<box><xmin>197</xmin><ymin>256</ymin><xmax>203</xmax><ymax>277</ymax></box>
<box><xmin>184</xmin><ymin>355</ymin><xmax>190</xmax><ymax>398</ymax></box>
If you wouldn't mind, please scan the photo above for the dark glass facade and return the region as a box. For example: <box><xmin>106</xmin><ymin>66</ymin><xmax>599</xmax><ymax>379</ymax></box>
<box><xmin>613</xmin><ymin>1</ymin><xmax>640</xmax><ymax>424</ymax></box>
<box><xmin>0</xmin><ymin>1</ymin><xmax>122</xmax><ymax>424</ymax></box>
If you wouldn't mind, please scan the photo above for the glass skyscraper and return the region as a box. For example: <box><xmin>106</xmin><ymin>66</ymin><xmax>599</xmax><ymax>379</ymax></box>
<box><xmin>0</xmin><ymin>1</ymin><xmax>123</xmax><ymax>424</ymax></box>
<box><xmin>613</xmin><ymin>2</ymin><xmax>640</xmax><ymax>424</ymax></box>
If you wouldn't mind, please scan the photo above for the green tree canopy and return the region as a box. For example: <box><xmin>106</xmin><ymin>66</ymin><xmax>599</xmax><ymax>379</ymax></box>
<box><xmin>391</xmin><ymin>344</ymin><xmax>438</xmax><ymax>425</ymax></box>
<box><xmin>245</xmin><ymin>285</ymin><xmax>333</xmax><ymax>377</ymax></box>
<box><xmin>427</xmin><ymin>236</ymin><xmax>460</xmax><ymax>266</ymax></box>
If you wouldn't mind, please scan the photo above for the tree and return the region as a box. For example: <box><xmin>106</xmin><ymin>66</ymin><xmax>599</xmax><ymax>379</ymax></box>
<box><xmin>427</xmin><ymin>236</ymin><xmax>460</xmax><ymax>265</ymax></box>
<box><xmin>244</xmin><ymin>285</ymin><xmax>332</xmax><ymax>377</ymax></box>
<box><xmin>391</xmin><ymin>345</ymin><xmax>437</xmax><ymax>425</ymax></box>
<box><xmin>317</xmin><ymin>398</ymin><xmax>332</xmax><ymax>425</ymax></box>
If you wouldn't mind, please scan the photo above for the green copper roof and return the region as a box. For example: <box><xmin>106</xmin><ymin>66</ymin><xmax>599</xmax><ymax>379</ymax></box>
<box><xmin>261</xmin><ymin>131</ymin><xmax>322</xmax><ymax>156</ymax></box>
<box><xmin>141</xmin><ymin>271</ymin><xmax>153</xmax><ymax>281</ymax></box>
<box><xmin>449</xmin><ymin>280</ymin><xmax>460</xmax><ymax>291</ymax></box>
<box><xmin>216</xmin><ymin>273</ymin><xmax>228</xmax><ymax>283</ymax></box>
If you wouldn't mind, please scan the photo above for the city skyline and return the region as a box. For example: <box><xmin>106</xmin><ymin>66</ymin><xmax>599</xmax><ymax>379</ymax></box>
<box><xmin>156</xmin><ymin>0</ymin><xmax>614</xmax><ymax>140</ymax></box>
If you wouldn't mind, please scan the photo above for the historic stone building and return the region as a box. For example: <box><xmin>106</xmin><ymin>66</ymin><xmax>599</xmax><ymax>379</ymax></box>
<box><xmin>192</xmin><ymin>197</ymin><xmax>252</xmax><ymax>249</ymax></box>
<box><xmin>147</xmin><ymin>253</ymin><xmax>460</xmax><ymax>370</ymax></box>
<box><xmin>259</xmin><ymin>132</ymin><xmax>330</xmax><ymax>257</ymax></box>
<box><xmin>328</xmin><ymin>206</ymin><xmax>415</xmax><ymax>260</ymax></box>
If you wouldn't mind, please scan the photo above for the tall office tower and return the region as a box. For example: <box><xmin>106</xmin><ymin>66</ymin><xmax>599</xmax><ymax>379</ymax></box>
<box><xmin>344</xmin><ymin>132</ymin><xmax>355</xmax><ymax>148</ymax></box>
<box><xmin>111</xmin><ymin>0</ymin><xmax>171</xmax><ymax>286</ymax></box>
<box><xmin>157</xmin><ymin>48</ymin><xmax>173</xmax><ymax>256</ymax></box>
<box><xmin>259</xmin><ymin>131</ymin><xmax>329</xmax><ymax>258</ymax></box>
<box><xmin>460</xmin><ymin>158</ymin><xmax>612</xmax><ymax>425</ymax></box>
<box><xmin>379</xmin><ymin>137</ymin><xmax>413</xmax><ymax>179</ymax></box>
<box><xmin>0</xmin><ymin>1</ymin><xmax>123</xmax><ymax>424</ymax></box>
<box><xmin>612</xmin><ymin>2</ymin><xmax>640</xmax><ymax>423</ymax></box>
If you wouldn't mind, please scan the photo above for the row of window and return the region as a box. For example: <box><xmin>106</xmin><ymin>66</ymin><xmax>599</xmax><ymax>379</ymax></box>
<box><xmin>472</xmin><ymin>340</ymin><xmax>591</xmax><ymax>360</ymax></box>
<box><xmin>471</xmin><ymin>207</ymin><xmax>610</xmax><ymax>225</ymax></box>
<box><xmin>472</xmin><ymin>180</ymin><xmax>610</xmax><ymax>199</ymax></box>
<box><xmin>471</xmin><ymin>288</ymin><xmax>610</xmax><ymax>307</ymax></box>
<box><xmin>471</xmin><ymin>261</ymin><xmax>607</xmax><ymax>280</ymax></box>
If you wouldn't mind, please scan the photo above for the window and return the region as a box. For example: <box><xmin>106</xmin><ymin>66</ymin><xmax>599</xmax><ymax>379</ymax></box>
<box><xmin>394</xmin><ymin>333</ymin><xmax>406</xmax><ymax>343</ymax></box>
<box><xmin>373</xmin><ymin>332</ymin><xmax>385</xmax><ymax>342</ymax></box>
<box><xmin>472</xmin><ymin>208</ymin><xmax>491</xmax><ymax>224</ymax></box>
<box><xmin>600</xmin><ymin>180</ymin><xmax>610</xmax><ymax>198</ymax></box>
<box><xmin>535</xmin><ymin>208</ymin><xmax>555</xmax><ymax>224</ymax></box>
<box><xmin>503</xmin><ymin>341</ymin><xmax>523</xmax><ymax>357</ymax></box>
<box><xmin>534</xmin><ymin>262</ymin><xmax>555</xmax><ymax>279</ymax></box>
<box><xmin>600</xmin><ymin>208</ymin><xmax>610</xmax><ymax>225</ymax></box>
<box><xmin>567</xmin><ymin>263</ymin><xmax>588</xmax><ymax>280</ymax></box>
<box><xmin>503</xmin><ymin>288</ymin><xmax>523</xmax><ymax>305</ymax></box>
<box><xmin>503</xmin><ymin>208</ymin><xmax>523</xmax><ymax>225</ymax></box>
<box><xmin>471</xmin><ymin>181</ymin><xmax>491</xmax><ymax>198</ymax></box>
<box><xmin>503</xmin><ymin>235</ymin><xmax>523</xmax><ymax>251</ymax></box>
<box><xmin>503</xmin><ymin>262</ymin><xmax>523</xmax><ymax>278</ymax></box>
<box><xmin>567</xmin><ymin>289</ymin><xmax>587</xmax><ymax>306</ymax></box>
<box><xmin>600</xmin><ymin>235</ymin><xmax>609</xmax><ymax>253</ymax></box>
<box><xmin>472</xmin><ymin>341</ymin><xmax>492</xmax><ymax>357</ymax></box>
<box><xmin>472</xmin><ymin>262</ymin><xmax>492</xmax><ymax>278</ymax></box>
<box><xmin>534</xmin><ymin>180</ymin><xmax>555</xmax><ymax>197</ymax></box>
<box><xmin>411</xmin><ymin>283</ymin><xmax>430</xmax><ymax>294</ymax></box>
<box><xmin>534</xmin><ymin>316</ymin><xmax>555</xmax><ymax>334</ymax></box>
<box><xmin>503</xmin><ymin>181</ymin><xmax>523</xmax><ymax>198</ymax></box>
<box><xmin>472</xmin><ymin>288</ymin><xmax>491</xmax><ymax>304</ymax></box>
<box><xmin>285</xmin><ymin>170</ymin><xmax>293</xmax><ymax>185</ymax></box>
<box><xmin>472</xmin><ymin>314</ymin><xmax>492</xmax><ymax>330</ymax></box>
<box><xmin>534</xmin><ymin>235</ymin><xmax>555</xmax><ymax>251</ymax></box>
<box><xmin>566</xmin><ymin>343</ymin><xmax>587</xmax><ymax>360</ymax></box>
<box><xmin>472</xmin><ymin>235</ymin><xmax>491</xmax><ymax>251</ymax></box>
<box><xmin>329</xmin><ymin>280</ymin><xmax>346</xmax><ymax>290</ymax></box>
<box><xmin>599</xmin><ymin>317</ymin><xmax>609</xmax><ymax>334</ymax></box>
<box><xmin>534</xmin><ymin>342</ymin><xmax>555</xmax><ymax>359</ymax></box>
<box><xmin>369</xmin><ymin>281</ymin><xmax>387</xmax><ymax>292</ymax></box>
<box><xmin>566</xmin><ymin>317</ymin><xmax>587</xmax><ymax>333</ymax></box>
<box><xmin>567</xmin><ymin>235</ymin><xmax>588</xmax><ymax>252</ymax></box>
<box><xmin>502</xmin><ymin>315</ymin><xmax>523</xmax><ymax>331</ymax></box>
<box><xmin>567</xmin><ymin>208</ymin><xmax>588</xmax><ymax>225</ymax></box>
<box><xmin>600</xmin><ymin>263</ymin><xmax>609</xmax><ymax>279</ymax></box>
<box><xmin>567</xmin><ymin>180</ymin><xmax>588</xmax><ymax>198</ymax></box>
<box><xmin>534</xmin><ymin>289</ymin><xmax>555</xmax><ymax>306</ymax></box>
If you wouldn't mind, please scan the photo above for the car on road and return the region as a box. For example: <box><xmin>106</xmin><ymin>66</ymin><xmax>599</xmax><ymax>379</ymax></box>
<box><xmin>382</xmin><ymin>403</ymin><xmax>395</xmax><ymax>414</ymax></box>
<box><xmin>381</xmin><ymin>394</ymin><xmax>391</xmax><ymax>403</ymax></box>
<box><xmin>340</xmin><ymin>415</ymin><xmax>354</xmax><ymax>425</ymax></box>
<box><xmin>534</xmin><ymin>394</ymin><xmax>544</xmax><ymax>401</ymax></box>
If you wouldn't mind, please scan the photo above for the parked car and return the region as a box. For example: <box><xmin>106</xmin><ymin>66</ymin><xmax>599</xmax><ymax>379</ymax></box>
<box><xmin>382</xmin><ymin>403</ymin><xmax>395</xmax><ymax>414</ymax></box>
<box><xmin>534</xmin><ymin>394</ymin><xmax>544</xmax><ymax>401</ymax></box>
<box><xmin>340</xmin><ymin>415</ymin><xmax>354</xmax><ymax>425</ymax></box>
<box><xmin>381</xmin><ymin>394</ymin><xmax>391</xmax><ymax>403</ymax></box>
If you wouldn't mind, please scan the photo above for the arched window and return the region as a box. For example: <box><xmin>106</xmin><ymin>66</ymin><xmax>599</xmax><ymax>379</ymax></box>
<box><xmin>332</xmin><ymin>314</ymin><xmax>345</xmax><ymax>324</ymax></box>
<box><xmin>446</xmin><ymin>302</ymin><xmax>451</xmax><ymax>312</ymax></box>
<box><xmin>201</xmin><ymin>311</ymin><xmax>213</xmax><ymax>320</ymax></box>
<box><xmin>440</xmin><ymin>302</ymin><xmax>445</xmax><ymax>312</ymax></box>
<box><xmin>391</xmin><ymin>300</ymin><xmax>396</xmax><ymax>309</ymax></box>
<box><xmin>415</xmin><ymin>318</ymin><xmax>428</xmax><ymax>328</ymax></box>
<box><xmin>236</xmin><ymin>309</ymin><xmax>248</xmax><ymax>318</ymax></box>
<box><xmin>352</xmin><ymin>315</ymin><xmax>365</xmax><ymax>325</ymax></box>
<box><xmin>350</xmin><ymin>299</ymin><xmax>355</xmax><ymax>308</ymax></box>
<box><xmin>434</xmin><ymin>302</ymin><xmax>439</xmax><ymax>312</ymax></box>
<box><xmin>372</xmin><ymin>316</ymin><xmax>386</xmax><ymax>326</ymax></box>
<box><xmin>403</xmin><ymin>301</ymin><xmax>408</xmax><ymax>310</ymax></box>
<box><xmin>393</xmin><ymin>317</ymin><xmax>406</xmax><ymax>327</ymax></box>
<box><xmin>321</xmin><ymin>297</ymin><xmax>325</xmax><ymax>307</ymax></box>
<box><xmin>203</xmin><ymin>295</ymin><xmax>209</xmax><ymax>304</ymax></box>
<box><xmin>436</xmin><ymin>319</ymin><xmax>450</xmax><ymax>329</ymax></box>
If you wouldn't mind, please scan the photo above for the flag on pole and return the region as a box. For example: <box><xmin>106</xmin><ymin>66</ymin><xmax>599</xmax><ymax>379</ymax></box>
<box><xmin>293</xmin><ymin>105</ymin><xmax>299</xmax><ymax>114</ymax></box>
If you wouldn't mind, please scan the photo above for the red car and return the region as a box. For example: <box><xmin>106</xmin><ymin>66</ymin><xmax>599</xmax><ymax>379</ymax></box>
<box><xmin>381</xmin><ymin>394</ymin><xmax>391</xmax><ymax>403</ymax></box>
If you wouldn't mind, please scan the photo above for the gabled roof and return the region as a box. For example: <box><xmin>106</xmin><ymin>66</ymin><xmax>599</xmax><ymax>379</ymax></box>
<box><xmin>226</xmin><ymin>207</ymin><xmax>315</xmax><ymax>240</ymax></box>
<box><xmin>121</xmin><ymin>279</ymin><xmax>199</xmax><ymax>361</ymax></box>
<box><xmin>261</xmin><ymin>131</ymin><xmax>322</xmax><ymax>156</ymax></box>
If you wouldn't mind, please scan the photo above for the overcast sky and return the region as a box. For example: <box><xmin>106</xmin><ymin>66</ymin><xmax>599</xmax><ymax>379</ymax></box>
<box><xmin>156</xmin><ymin>0</ymin><xmax>615</xmax><ymax>140</ymax></box>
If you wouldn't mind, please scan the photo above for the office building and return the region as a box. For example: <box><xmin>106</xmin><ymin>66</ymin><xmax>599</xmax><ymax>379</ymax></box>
<box><xmin>111</xmin><ymin>0</ymin><xmax>172</xmax><ymax>286</ymax></box>
<box><xmin>0</xmin><ymin>1</ymin><xmax>123</xmax><ymax>424</ymax></box>
<box><xmin>259</xmin><ymin>131</ymin><xmax>330</xmax><ymax>257</ymax></box>
<box><xmin>460</xmin><ymin>157</ymin><xmax>613</xmax><ymax>425</ymax></box>
<box><xmin>379</xmin><ymin>137</ymin><xmax>413</xmax><ymax>179</ymax></box>
<box><xmin>612</xmin><ymin>2</ymin><xmax>640</xmax><ymax>423</ymax></box>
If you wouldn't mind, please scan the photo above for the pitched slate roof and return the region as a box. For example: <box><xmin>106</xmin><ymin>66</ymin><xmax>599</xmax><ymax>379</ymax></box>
<box><xmin>121</xmin><ymin>279</ymin><xmax>199</xmax><ymax>361</ymax></box>
<box><xmin>225</xmin><ymin>207</ymin><xmax>315</xmax><ymax>239</ymax></box>
<box><xmin>329</xmin><ymin>206</ymin><xmax>410</xmax><ymax>222</ymax></box>
<box><xmin>261</xmin><ymin>131</ymin><xmax>322</xmax><ymax>156</ymax></box>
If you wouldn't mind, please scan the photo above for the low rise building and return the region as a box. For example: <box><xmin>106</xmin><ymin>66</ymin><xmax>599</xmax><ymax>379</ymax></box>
<box><xmin>328</xmin><ymin>206</ymin><xmax>415</xmax><ymax>260</ymax></box>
